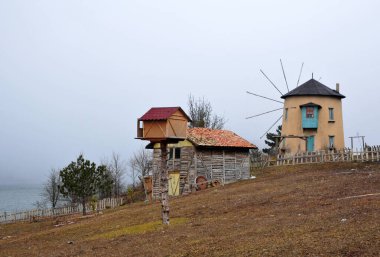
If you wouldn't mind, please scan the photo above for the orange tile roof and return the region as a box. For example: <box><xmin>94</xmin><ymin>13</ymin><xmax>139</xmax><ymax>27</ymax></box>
<box><xmin>187</xmin><ymin>128</ymin><xmax>257</xmax><ymax>149</ymax></box>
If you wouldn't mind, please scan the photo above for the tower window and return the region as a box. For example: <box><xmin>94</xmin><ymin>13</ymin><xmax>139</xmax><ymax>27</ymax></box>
<box><xmin>285</xmin><ymin>108</ymin><xmax>288</xmax><ymax>121</ymax></box>
<box><xmin>329</xmin><ymin>108</ymin><xmax>334</xmax><ymax>121</ymax></box>
<box><xmin>329</xmin><ymin>136</ymin><xmax>335</xmax><ymax>148</ymax></box>
<box><xmin>306</xmin><ymin>107</ymin><xmax>314</xmax><ymax>118</ymax></box>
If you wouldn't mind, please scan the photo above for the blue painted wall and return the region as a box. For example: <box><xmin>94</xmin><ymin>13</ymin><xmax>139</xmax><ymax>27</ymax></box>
<box><xmin>302</xmin><ymin>107</ymin><xmax>318</xmax><ymax>129</ymax></box>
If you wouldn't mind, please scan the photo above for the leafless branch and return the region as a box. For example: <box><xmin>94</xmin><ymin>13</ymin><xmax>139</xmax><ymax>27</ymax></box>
<box><xmin>188</xmin><ymin>94</ymin><xmax>226</xmax><ymax>129</ymax></box>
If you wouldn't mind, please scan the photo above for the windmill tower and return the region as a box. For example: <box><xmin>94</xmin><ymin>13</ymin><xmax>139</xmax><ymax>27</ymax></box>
<box><xmin>281</xmin><ymin>79</ymin><xmax>345</xmax><ymax>154</ymax></box>
<box><xmin>247</xmin><ymin>61</ymin><xmax>346</xmax><ymax>154</ymax></box>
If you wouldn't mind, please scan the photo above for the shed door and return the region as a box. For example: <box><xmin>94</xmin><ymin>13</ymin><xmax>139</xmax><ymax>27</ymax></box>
<box><xmin>168</xmin><ymin>171</ymin><xmax>180</xmax><ymax>196</ymax></box>
<box><xmin>307</xmin><ymin>136</ymin><xmax>315</xmax><ymax>152</ymax></box>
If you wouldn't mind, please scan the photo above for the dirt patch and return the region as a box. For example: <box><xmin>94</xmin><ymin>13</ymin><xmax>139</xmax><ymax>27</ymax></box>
<box><xmin>1</xmin><ymin>162</ymin><xmax>379</xmax><ymax>257</ymax></box>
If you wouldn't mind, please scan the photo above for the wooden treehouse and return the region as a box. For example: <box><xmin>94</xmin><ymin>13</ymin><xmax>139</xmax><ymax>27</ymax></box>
<box><xmin>136</xmin><ymin>106</ymin><xmax>191</xmax><ymax>225</ymax></box>
<box><xmin>137</xmin><ymin>107</ymin><xmax>191</xmax><ymax>143</ymax></box>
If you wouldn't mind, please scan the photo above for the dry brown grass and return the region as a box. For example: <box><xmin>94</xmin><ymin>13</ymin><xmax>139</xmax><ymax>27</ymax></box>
<box><xmin>1</xmin><ymin>162</ymin><xmax>379</xmax><ymax>257</ymax></box>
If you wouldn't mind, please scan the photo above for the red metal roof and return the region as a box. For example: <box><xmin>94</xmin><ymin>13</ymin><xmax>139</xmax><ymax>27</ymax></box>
<box><xmin>187</xmin><ymin>128</ymin><xmax>257</xmax><ymax>149</ymax></box>
<box><xmin>139</xmin><ymin>107</ymin><xmax>191</xmax><ymax>121</ymax></box>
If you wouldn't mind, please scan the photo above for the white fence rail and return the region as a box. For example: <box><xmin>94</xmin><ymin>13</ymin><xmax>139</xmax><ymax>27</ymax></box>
<box><xmin>0</xmin><ymin>197</ymin><xmax>123</xmax><ymax>224</ymax></box>
<box><xmin>252</xmin><ymin>146</ymin><xmax>380</xmax><ymax>168</ymax></box>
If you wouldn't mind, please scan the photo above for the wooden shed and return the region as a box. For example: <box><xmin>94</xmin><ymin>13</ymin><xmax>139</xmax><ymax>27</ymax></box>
<box><xmin>147</xmin><ymin>128</ymin><xmax>257</xmax><ymax>199</ymax></box>
<box><xmin>137</xmin><ymin>107</ymin><xmax>191</xmax><ymax>142</ymax></box>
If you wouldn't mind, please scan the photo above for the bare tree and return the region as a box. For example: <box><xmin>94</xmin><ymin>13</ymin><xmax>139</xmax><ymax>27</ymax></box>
<box><xmin>188</xmin><ymin>94</ymin><xmax>226</xmax><ymax>129</ymax></box>
<box><xmin>128</xmin><ymin>164</ymin><xmax>138</xmax><ymax>189</ymax></box>
<box><xmin>128</xmin><ymin>147</ymin><xmax>152</xmax><ymax>190</ymax></box>
<box><xmin>109</xmin><ymin>152</ymin><xmax>126</xmax><ymax>197</ymax></box>
<box><xmin>34</xmin><ymin>200</ymin><xmax>47</xmax><ymax>210</ymax></box>
<box><xmin>42</xmin><ymin>169</ymin><xmax>61</xmax><ymax>213</ymax></box>
<box><xmin>102</xmin><ymin>152</ymin><xmax>126</xmax><ymax>197</ymax></box>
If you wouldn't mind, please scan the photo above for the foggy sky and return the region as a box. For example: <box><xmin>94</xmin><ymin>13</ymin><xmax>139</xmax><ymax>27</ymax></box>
<box><xmin>1</xmin><ymin>0</ymin><xmax>379</xmax><ymax>185</ymax></box>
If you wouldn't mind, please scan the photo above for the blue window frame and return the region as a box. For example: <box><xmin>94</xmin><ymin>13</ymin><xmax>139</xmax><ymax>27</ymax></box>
<box><xmin>302</xmin><ymin>107</ymin><xmax>318</xmax><ymax>128</ymax></box>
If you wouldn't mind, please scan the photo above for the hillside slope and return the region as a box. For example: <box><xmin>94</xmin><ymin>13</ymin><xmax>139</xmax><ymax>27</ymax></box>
<box><xmin>1</xmin><ymin>162</ymin><xmax>379</xmax><ymax>257</ymax></box>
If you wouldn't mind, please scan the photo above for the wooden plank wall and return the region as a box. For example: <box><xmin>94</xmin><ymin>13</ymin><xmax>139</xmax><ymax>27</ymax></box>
<box><xmin>152</xmin><ymin>149</ymin><xmax>161</xmax><ymax>200</ymax></box>
<box><xmin>179</xmin><ymin>147</ymin><xmax>194</xmax><ymax>194</ymax></box>
<box><xmin>152</xmin><ymin>147</ymin><xmax>251</xmax><ymax>199</ymax></box>
<box><xmin>224</xmin><ymin>151</ymin><xmax>237</xmax><ymax>183</ymax></box>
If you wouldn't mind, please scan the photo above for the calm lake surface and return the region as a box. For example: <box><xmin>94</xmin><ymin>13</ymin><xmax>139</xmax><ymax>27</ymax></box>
<box><xmin>0</xmin><ymin>184</ymin><xmax>42</xmax><ymax>213</ymax></box>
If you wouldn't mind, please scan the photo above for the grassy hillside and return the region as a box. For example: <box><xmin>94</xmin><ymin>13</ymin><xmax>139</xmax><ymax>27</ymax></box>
<box><xmin>1</xmin><ymin>162</ymin><xmax>379</xmax><ymax>257</ymax></box>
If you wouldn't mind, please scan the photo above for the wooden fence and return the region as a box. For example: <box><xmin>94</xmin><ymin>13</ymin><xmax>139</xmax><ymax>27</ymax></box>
<box><xmin>0</xmin><ymin>198</ymin><xmax>123</xmax><ymax>224</ymax></box>
<box><xmin>252</xmin><ymin>146</ymin><xmax>380</xmax><ymax>168</ymax></box>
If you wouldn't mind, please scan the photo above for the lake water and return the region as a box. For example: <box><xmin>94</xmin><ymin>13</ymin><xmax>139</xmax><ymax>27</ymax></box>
<box><xmin>0</xmin><ymin>184</ymin><xmax>42</xmax><ymax>213</ymax></box>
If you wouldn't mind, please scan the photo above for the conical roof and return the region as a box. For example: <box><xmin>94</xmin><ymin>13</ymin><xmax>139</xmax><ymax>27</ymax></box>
<box><xmin>281</xmin><ymin>79</ymin><xmax>345</xmax><ymax>99</ymax></box>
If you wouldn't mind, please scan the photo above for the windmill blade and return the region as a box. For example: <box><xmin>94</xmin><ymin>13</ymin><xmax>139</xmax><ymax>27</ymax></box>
<box><xmin>280</xmin><ymin>59</ymin><xmax>289</xmax><ymax>93</ymax></box>
<box><xmin>260</xmin><ymin>69</ymin><xmax>283</xmax><ymax>96</ymax></box>
<box><xmin>260</xmin><ymin>115</ymin><xmax>283</xmax><ymax>139</ymax></box>
<box><xmin>246</xmin><ymin>91</ymin><xmax>283</xmax><ymax>104</ymax></box>
<box><xmin>246</xmin><ymin>107</ymin><xmax>283</xmax><ymax>119</ymax></box>
<box><xmin>296</xmin><ymin>62</ymin><xmax>304</xmax><ymax>87</ymax></box>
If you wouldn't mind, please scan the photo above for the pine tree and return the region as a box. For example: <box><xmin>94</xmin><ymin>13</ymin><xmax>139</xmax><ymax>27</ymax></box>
<box><xmin>263</xmin><ymin>125</ymin><xmax>282</xmax><ymax>154</ymax></box>
<box><xmin>59</xmin><ymin>155</ymin><xmax>112</xmax><ymax>215</ymax></box>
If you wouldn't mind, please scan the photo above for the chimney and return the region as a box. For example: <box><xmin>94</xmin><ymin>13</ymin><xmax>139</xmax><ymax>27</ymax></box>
<box><xmin>336</xmin><ymin>83</ymin><xmax>340</xmax><ymax>93</ymax></box>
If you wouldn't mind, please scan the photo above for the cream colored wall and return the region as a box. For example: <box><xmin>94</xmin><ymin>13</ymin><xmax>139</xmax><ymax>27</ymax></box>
<box><xmin>152</xmin><ymin>140</ymin><xmax>194</xmax><ymax>149</ymax></box>
<box><xmin>281</xmin><ymin>96</ymin><xmax>344</xmax><ymax>154</ymax></box>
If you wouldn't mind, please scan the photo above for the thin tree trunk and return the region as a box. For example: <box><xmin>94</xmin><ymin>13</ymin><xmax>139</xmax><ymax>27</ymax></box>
<box><xmin>139</xmin><ymin>176</ymin><xmax>149</xmax><ymax>202</ymax></box>
<box><xmin>82</xmin><ymin>198</ymin><xmax>86</xmax><ymax>216</ymax></box>
<box><xmin>160</xmin><ymin>142</ymin><xmax>169</xmax><ymax>225</ymax></box>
